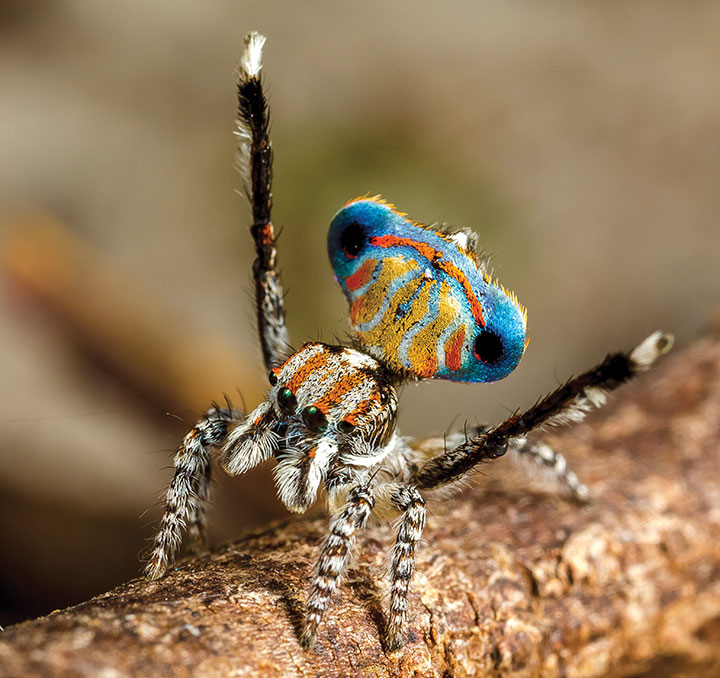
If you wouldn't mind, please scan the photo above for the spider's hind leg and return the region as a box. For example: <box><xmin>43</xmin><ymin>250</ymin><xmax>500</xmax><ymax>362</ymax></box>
<box><xmin>144</xmin><ymin>404</ymin><xmax>241</xmax><ymax>580</ymax></box>
<box><xmin>508</xmin><ymin>437</ymin><xmax>590</xmax><ymax>502</ymax></box>
<box><xmin>413</xmin><ymin>331</ymin><xmax>673</xmax><ymax>492</ymax></box>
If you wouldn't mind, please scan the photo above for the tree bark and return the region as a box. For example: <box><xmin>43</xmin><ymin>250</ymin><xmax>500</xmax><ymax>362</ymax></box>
<box><xmin>1</xmin><ymin>332</ymin><xmax>719</xmax><ymax>678</ymax></box>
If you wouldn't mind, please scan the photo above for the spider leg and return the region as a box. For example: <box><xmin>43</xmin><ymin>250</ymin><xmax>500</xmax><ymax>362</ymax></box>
<box><xmin>145</xmin><ymin>405</ymin><xmax>241</xmax><ymax>580</ymax></box>
<box><xmin>441</xmin><ymin>426</ymin><xmax>589</xmax><ymax>501</ymax></box>
<box><xmin>300</xmin><ymin>483</ymin><xmax>375</xmax><ymax>649</ymax></box>
<box><xmin>386</xmin><ymin>486</ymin><xmax>427</xmax><ymax>651</ymax></box>
<box><xmin>508</xmin><ymin>437</ymin><xmax>590</xmax><ymax>501</ymax></box>
<box><xmin>184</xmin><ymin>419</ymin><xmax>219</xmax><ymax>552</ymax></box>
<box><xmin>413</xmin><ymin>331</ymin><xmax>673</xmax><ymax>491</ymax></box>
<box><xmin>236</xmin><ymin>32</ymin><xmax>290</xmax><ymax>370</ymax></box>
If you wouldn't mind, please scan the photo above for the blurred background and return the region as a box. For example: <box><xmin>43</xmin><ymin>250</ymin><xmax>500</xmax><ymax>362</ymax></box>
<box><xmin>0</xmin><ymin>0</ymin><xmax>718</xmax><ymax>628</ymax></box>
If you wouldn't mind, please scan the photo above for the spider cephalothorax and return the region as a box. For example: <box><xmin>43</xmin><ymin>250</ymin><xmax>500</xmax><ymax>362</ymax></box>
<box><xmin>144</xmin><ymin>32</ymin><xmax>672</xmax><ymax>652</ymax></box>
<box><xmin>223</xmin><ymin>342</ymin><xmax>397</xmax><ymax>513</ymax></box>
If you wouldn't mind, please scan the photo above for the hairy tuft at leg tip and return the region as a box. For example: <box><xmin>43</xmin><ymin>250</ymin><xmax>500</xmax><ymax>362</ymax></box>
<box><xmin>240</xmin><ymin>31</ymin><xmax>266</xmax><ymax>80</ymax></box>
<box><xmin>630</xmin><ymin>331</ymin><xmax>674</xmax><ymax>371</ymax></box>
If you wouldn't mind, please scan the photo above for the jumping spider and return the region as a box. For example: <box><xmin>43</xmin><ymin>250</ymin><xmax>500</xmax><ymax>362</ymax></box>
<box><xmin>144</xmin><ymin>32</ymin><xmax>672</xmax><ymax>651</ymax></box>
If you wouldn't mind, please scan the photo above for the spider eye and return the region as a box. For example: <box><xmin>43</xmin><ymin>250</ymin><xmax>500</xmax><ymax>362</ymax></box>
<box><xmin>338</xmin><ymin>419</ymin><xmax>355</xmax><ymax>434</ymax></box>
<box><xmin>268</xmin><ymin>370</ymin><xmax>278</xmax><ymax>386</ymax></box>
<box><xmin>302</xmin><ymin>406</ymin><xmax>328</xmax><ymax>433</ymax></box>
<box><xmin>473</xmin><ymin>330</ymin><xmax>504</xmax><ymax>364</ymax></box>
<box><xmin>339</xmin><ymin>221</ymin><xmax>367</xmax><ymax>258</ymax></box>
<box><xmin>277</xmin><ymin>387</ymin><xmax>297</xmax><ymax>414</ymax></box>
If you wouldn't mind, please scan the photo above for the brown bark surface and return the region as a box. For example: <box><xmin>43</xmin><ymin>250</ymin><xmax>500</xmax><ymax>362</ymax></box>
<box><xmin>1</xmin><ymin>333</ymin><xmax>719</xmax><ymax>678</ymax></box>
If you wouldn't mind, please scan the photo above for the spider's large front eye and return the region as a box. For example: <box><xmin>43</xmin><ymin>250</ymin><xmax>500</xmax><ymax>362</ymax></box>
<box><xmin>339</xmin><ymin>221</ymin><xmax>367</xmax><ymax>258</ymax></box>
<box><xmin>338</xmin><ymin>419</ymin><xmax>355</xmax><ymax>434</ymax></box>
<box><xmin>302</xmin><ymin>405</ymin><xmax>328</xmax><ymax>433</ymax></box>
<box><xmin>277</xmin><ymin>387</ymin><xmax>297</xmax><ymax>414</ymax></box>
<box><xmin>473</xmin><ymin>329</ymin><xmax>504</xmax><ymax>364</ymax></box>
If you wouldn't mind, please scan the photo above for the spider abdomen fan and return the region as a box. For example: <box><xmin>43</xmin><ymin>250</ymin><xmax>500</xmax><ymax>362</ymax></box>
<box><xmin>328</xmin><ymin>197</ymin><xmax>527</xmax><ymax>383</ymax></box>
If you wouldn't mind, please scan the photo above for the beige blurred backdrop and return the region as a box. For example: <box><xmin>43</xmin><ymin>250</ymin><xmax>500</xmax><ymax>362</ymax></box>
<box><xmin>1</xmin><ymin>1</ymin><xmax>718</xmax><ymax>626</ymax></box>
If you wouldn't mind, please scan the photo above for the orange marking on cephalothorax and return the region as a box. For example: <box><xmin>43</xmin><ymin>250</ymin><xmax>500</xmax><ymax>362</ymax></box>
<box><xmin>307</xmin><ymin>448</ymin><xmax>316</xmax><ymax>459</ymax></box>
<box><xmin>351</xmin><ymin>395</ymin><xmax>381</xmax><ymax>419</ymax></box>
<box><xmin>287</xmin><ymin>348</ymin><xmax>330</xmax><ymax>393</ymax></box>
<box><xmin>315</xmin><ymin>372</ymin><xmax>368</xmax><ymax>412</ymax></box>
<box><xmin>345</xmin><ymin>259</ymin><xmax>377</xmax><ymax>291</ymax></box>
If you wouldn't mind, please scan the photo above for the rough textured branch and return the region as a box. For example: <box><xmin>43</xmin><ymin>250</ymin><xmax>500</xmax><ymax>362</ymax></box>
<box><xmin>1</xmin><ymin>334</ymin><xmax>719</xmax><ymax>677</ymax></box>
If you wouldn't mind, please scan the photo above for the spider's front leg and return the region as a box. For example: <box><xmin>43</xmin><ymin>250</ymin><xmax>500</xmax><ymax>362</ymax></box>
<box><xmin>386</xmin><ymin>485</ymin><xmax>427</xmax><ymax>651</ymax></box>
<box><xmin>145</xmin><ymin>396</ymin><xmax>280</xmax><ymax>580</ymax></box>
<box><xmin>145</xmin><ymin>404</ymin><xmax>241</xmax><ymax>580</ymax></box>
<box><xmin>301</xmin><ymin>482</ymin><xmax>376</xmax><ymax>649</ymax></box>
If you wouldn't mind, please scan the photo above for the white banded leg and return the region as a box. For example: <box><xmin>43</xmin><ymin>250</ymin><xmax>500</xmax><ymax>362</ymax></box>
<box><xmin>509</xmin><ymin>437</ymin><xmax>590</xmax><ymax>501</ymax></box>
<box><xmin>386</xmin><ymin>486</ymin><xmax>426</xmax><ymax>651</ymax></box>
<box><xmin>300</xmin><ymin>484</ymin><xmax>374</xmax><ymax>648</ymax></box>
<box><xmin>144</xmin><ymin>406</ymin><xmax>239</xmax><ymax>580</ymax></box>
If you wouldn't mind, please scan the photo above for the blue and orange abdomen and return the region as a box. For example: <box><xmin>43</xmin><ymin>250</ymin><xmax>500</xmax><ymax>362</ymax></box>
<box><xmin>327</xmin><ymin>197</ymin><xmax>527</xmax><ymax>383</ymax></box>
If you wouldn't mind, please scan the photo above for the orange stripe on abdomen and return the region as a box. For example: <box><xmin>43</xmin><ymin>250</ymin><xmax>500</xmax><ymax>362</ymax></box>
<box><xmin>444</xmin><ymin>325</ymin><xmax>466</xmax><ymax>372</ymax></box>
<box><xmin>370</xmin><ymin>234</ymin><xmax>484</xmax><ymax>327</ymax></box>
<box><xmin>345</xmin><ymin>259</ymin><xmax>377</xmax><ymax>291</ymax></box>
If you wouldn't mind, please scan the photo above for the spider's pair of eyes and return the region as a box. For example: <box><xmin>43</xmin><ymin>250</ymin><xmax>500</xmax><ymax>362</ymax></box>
<box><xmin>277</xmin><ymin>387</ymin><xmax>326</xmax><ymax>432</ymax></box>
<box><xmin>272</xmin><ymin>380</ymin><xmax>356</xmax><ymax>434</ymax></box>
